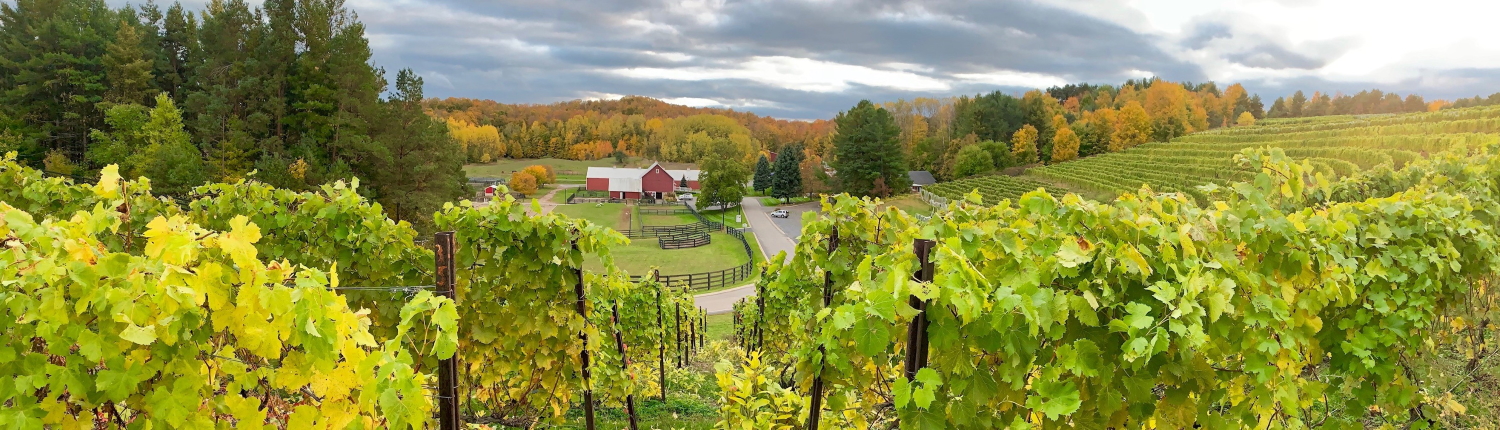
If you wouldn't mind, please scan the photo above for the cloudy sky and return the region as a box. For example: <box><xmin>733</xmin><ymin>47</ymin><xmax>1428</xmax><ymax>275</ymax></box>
<box><xmin>204</xmin><ymin>0</ymin><xmax>1500</xmax><ymax>118</ymax></box>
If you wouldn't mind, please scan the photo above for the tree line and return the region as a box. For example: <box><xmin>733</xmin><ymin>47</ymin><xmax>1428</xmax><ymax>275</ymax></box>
<box><xmin>425</xmin><ymin>96</ymin><xmax>833</xmax><ymax>165</ymax></box>
<box><xmin>1264</xmin><ymin>89</ymin><xmax>1433</xmax><ymax>118</ymax></box>
<box><xmin>0</xmin><ymin>0</ymin><xmax>465</xmax><ymax>229</ymax></box>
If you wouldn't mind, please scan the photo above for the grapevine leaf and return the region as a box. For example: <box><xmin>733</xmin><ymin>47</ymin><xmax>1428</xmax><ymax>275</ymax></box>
<box><xmin>120</xmin><ymin>324</ymin><xmax>157</xmax><ymax>345</ymax></box>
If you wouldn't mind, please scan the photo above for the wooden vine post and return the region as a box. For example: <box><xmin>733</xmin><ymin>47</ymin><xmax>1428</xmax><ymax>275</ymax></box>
<box><xmin>755</xmin><ymin>267</ymin><xmax>766</xmax><ymax>352</ymax></box>
<box><xmin>434</xmin><ymin>232</ymin><xmax>461</xmax><ymax>430</ymax></box>
<box><xmin>571</xmin><ymin>240</ymin><xmax>597</xmax><ymax>430</ymax></box>
<box><xmin>675</xmin><ymin>302</ymin><xmax>684</xmax><ymax>367</ymax></box>
<box><xmin>653</xmin><ymin>270</ymin><xmax>667</xmax><ymax>401</ymax></box>
<box><xmin>807</xmin><ymin>224</ymin><xmax>838</xmax><ymax>430</ymax></box>
<box><xmin>903</xmin><ymin>239</ymin><xmax>937</xmax><ymax>379</ymax></box>
<box><xmin>610</xmin><ymin>303</ymin><xmax>640</xmax><ymax>430</ymax></box>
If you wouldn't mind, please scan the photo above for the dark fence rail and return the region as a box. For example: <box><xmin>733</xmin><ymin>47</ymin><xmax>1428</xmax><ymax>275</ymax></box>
<box><xmin>640</xmin><ymin>208</ymin><xmax>692</xmax><ymax>215</ymax></box>
<box><xmin>659</xmin><ymin>230</ymin><xmax>711</xmax><ymax>249</ymax></box>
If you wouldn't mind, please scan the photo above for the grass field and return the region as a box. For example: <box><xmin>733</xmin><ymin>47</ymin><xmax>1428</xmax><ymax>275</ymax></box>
<box><xmin>552</xmin><ymin>203</ymin><xmax>629</xmax><ymax>230</ymax></box>
<box><xmin>705</xmin><ymin>312</ymin><xmax>733</xmax><ymax>341</ymax></box>
<box><xmin>585</xmin><ymin>232</ymin><xmax>751</xmax><ymax>277</ymax></box>
<box><xmin>879</xmin><ymin>193</ymin><xmax>934</xmax><ymax>216</ymax></box>
<box><xmin>464</xmin><ymin>157</ymin><xmax>699</xmax><ymax>184</ymax></box>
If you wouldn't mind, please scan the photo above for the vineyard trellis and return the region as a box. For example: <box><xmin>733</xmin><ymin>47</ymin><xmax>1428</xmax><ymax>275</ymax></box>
<box><xmin>0</xmin><ymin>154</ymin><xmax>719</xmax><ymax>429</ymax></box>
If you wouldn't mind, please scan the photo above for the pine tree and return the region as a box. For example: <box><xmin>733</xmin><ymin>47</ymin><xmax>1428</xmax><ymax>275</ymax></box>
<box><xmin>102</xmin><ymin>20</ymin><xmax>155</xmax><ymax>105</ymax></box>
<box><xmin>1289</xmin><ymin>91</ymin><xmax>1307</xmax><ymax>117</ymax></box>
<box><xmin>1267</xmin><ymin>97</ymin><xmax>1289</xmax><ymax>118</ymax></box>
<box><xmin>368</xmin><ymin>69</ymin><xmax>466</xmax><ymax>230</ymax></box>
<box><xmin>752</xmin><ymin>154</ymin><xmax>772</xmax><ymax>193</ymax></box>
<box><xmin>186</xmin><ymin>0</ymin><xmax>258</xmax><ymax>181</ymax></box>
<box><xmin>770</xmin><ymin>143</ymin><xmax>802</xmax><ymax>202</ymax></box>
<box><xmin>1248</xmin><ymin>94</ymin><xmax>1266</xmax><ymax>119</ymax></box>
<box><xmin>831</xmin><ymin>100</ymin><xmax>908</xmax><ymax>196</ymax></box>
<box><xmin>0</xmin><ymin>0</ymin><xmax>115</xmax><ymax>163</ymax></box>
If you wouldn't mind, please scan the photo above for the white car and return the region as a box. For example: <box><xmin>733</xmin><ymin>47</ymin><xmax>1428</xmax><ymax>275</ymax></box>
<box><xmin>679</xmin><ymin>194</ymin><xmax>695</xmax><ymax>201</ymax></box>
<box><xmin>770</xmin><ymin>209</ymin><xmax>790</xmax><ymax>218</ymax></box>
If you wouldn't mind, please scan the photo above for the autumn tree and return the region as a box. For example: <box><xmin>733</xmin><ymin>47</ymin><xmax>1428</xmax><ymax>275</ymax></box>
<box><xmin>523</xmin><ymin>165</ymin><xmax>551</xmax><ymax>187</ymax></box>
<box><xmin>800</xmin><ymin>151</ymin><xmax>831</xmax><ymax>196</ymax></box>
<box><xmin>1112</xmin><ymin>101</ymin><xmax>1151</xmax><ymax>151</ymax></box>
<box><xmin>831</xmin><ymin>100</ymin><xmax>908</xmax><ymax>196</ymax></box>
<box><xmin>1236</xmin><ymin>112</ymin><xmax>1256</xmax><ymax>127</ymax></box>
<box><xmin>508</xmin><ymin>170</ymin><xmax>537</xmax><ymax>195</ymax></box>
<box><xmin>1010</xmin><ymin>125</ymin><xmax>1039</xmax><ymax>164</ymax></box>
<box><xmin>1049</xmin><ymin>115</ymin><xmax>1080</xmax><ymax>163</ymax></box>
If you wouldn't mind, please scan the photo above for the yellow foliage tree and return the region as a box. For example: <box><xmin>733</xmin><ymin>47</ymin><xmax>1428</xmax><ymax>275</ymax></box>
<box><xmin>1011</xmin><ymin>124</ymin><xmax>1039</xmax><ymax>164</ymax></box>
<box><xmin>1236</xmin><ymin>111</ymin><xmax>1257</xmax><ymax>127</ymax></box>
<box><xmin>509</xmin><ymin>171</ymin><xmax>538</xmax><ymax>196</ymax></box>
<box><xmin>1112</xmin><ymin>101</ymin><xmax>1152</xmax><ymax>151</ymax></box>
<box><xmin>447</xmin><ymin>118</ymin><xmax>505</xmax><ymax>163</ymax></box>
<box><xmin>522</xmin><ymin>165</ymin><xmax>551</xmax><ymax>186</ymax></box>
<box><xmin>1049</xmin><ymin>115</ymin><xmax>1080</xmax><ymax>163</ymax></box>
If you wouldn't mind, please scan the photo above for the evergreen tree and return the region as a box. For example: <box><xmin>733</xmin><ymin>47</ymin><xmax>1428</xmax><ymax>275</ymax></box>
<box><xmin>186</xmin><ymin>0</ymin><xmax>259</xmax><ymax>181</ymax></box>
<box><xmin>1248</xmin><ymin>94</ymin><xmax>1266</xmax><ymax>119</ymax></box>
<box><xmin>102</xmin><ymin>20</ymin><xmax>155</xmax><ymax>105</ymax></box>
<box><xmin>367</xmin><ymin>69</ymin><xmax>466</xmax><ymax>230</ymax></box>
<box><xmin>770</xmin><ymin>143</ymin><xmax>802</xmax><ymax>202</ymax></box>
<box><xmin>752</xmin><ymin>154</ymin><xmax>772</xmax><ymax>193</ymax></box>
<box><xmin>0</xmin><ymin>0</ymin><xmax>115</xmax><ymax>163</ymax></box>
<box><xmin>1289</xmin><ymin>91</ymin><xmax>1307</xmax><ymax>117</ymax></box>
<box><xmin>153</xmin><ymin>2</ymin><xmax>198</xmax><ymax>101</ymax></box>
<box><xmin>831</xmin><ymin>100</ymin><xmax>908</xmax><ymax>197</ymax></box>
<box><xmin>1267</xmin><ymin>97</ymin><xmax>1289</xmax><ymax>118</ymax></box>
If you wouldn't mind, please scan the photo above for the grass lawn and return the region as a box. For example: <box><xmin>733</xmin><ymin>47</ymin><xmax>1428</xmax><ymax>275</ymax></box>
<box><xmin>759</xmin><ymin>196</ymin><xmax>815</xmax><ymax>206</ymax></box>
<box><xmin>697</xmin><ymin>205</ymin><xmax>748</xmax><ymax>229</ymax></box>
<box><xmin>706</xmin><ymin>312</ymin><xmax>733</xmax><ymax>341</ymax></box>
<box><xmin>464</xmin><ymin>157</ymin><xmax>700</xmax><ymax>184</ymax></box>
<box><xmin>585</xmin><ymin>232</ymin><xmax>750</xmax><ymax>276</ymax></box>
<box><xmin>639</xmin><ymin>211</ymin><xmax>698</xmax><ymax>226</ymax></box>
<box><xmin>552</xmin><ymin>203</ymin><xmax>629</xmax><ymax>231</ymax></box>
<box><xmin>880</xmin><ymin>193</ymin><xmax>934</xmax><ymax>217</ymax></box>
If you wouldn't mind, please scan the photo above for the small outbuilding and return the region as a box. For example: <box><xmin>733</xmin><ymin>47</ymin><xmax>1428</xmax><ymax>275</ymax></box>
<box><xmin>907</xmin><ymin>171</ymin><xmax>937</xmax><ymax>192</ymax></box>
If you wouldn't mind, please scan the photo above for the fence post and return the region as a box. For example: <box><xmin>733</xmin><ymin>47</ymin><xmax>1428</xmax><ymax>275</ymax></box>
<box><xmin>571</xmin><ymin>240</ymin><xmax>597</xmax><ymax>430</ymax></box>
<box><xmin>611</xmin><ymin>303</ymin><xmax>640</xmax><ymax>430</ymax></box>
<box><xmin>653</xmin><ymin>270</ymin><xmax>667</xmax><ymax>401</ymax></box>
<box><xmin>700</xmin><ymin>311</ymin><xmax>707</xmax><ymax>349</ymax></box>
<box><xmin>807</xmin><ymin>224</ymin><xmax>838</xmax><ymax>430</ymax></box>
<box><xmin>434</xmin><ymin>232</ymin><xmax>461</xmax><ymax>430</ymax></box>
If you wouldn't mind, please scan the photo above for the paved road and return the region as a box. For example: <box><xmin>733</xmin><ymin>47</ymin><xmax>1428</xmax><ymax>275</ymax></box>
<box><xmin>694</xmin><ymin>196</ymin><xmax>805</xmax><ymax>314</ymax></box>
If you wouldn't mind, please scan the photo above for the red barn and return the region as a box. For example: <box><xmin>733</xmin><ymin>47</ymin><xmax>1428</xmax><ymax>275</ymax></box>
<box><xmin>585</xmin><ymin>163</ymin><xmax>700</xmax><ymax>199</ymax></box>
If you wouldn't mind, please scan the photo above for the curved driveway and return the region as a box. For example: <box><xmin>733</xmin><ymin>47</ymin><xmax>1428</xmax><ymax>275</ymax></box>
<box><xmin>693</xmin><ymin>196</ymin><xmax>807</xmax><ymax>314</ymax></box>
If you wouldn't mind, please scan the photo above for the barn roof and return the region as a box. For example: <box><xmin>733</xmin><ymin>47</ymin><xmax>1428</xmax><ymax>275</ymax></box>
<box><xmin>908</xmin><ymin>171</ymin><xmax>937</xmax><ymax>186</ymax></box>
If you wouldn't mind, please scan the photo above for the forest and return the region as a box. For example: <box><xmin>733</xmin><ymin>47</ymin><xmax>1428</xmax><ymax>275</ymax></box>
<box><xmin>0</xmin><ymin>0</ymin><xmax>465</xmax><ymax>228</ymax></box>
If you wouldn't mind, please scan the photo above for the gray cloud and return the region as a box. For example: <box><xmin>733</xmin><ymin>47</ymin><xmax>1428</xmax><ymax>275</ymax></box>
<box><xmin>107</xmin><ymin>0</ymin><xmax>1498</xmax><ymax>118</ymax></box>
<box><xmin>356</xmin><ymin>0</ymin><xmax>1202</xmax><ymax>118</ymax></box>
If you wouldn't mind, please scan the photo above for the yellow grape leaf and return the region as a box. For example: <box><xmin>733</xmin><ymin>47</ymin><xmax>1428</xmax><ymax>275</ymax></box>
<box><xmin>93</xmin><ymin>165</ymin><xmax>121</xmax><ymax>198</ymax></box>
<box><xmin>120</xmin><ymin>323</ymin><xmax>157</xmax><ymax>345</ymax></box>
